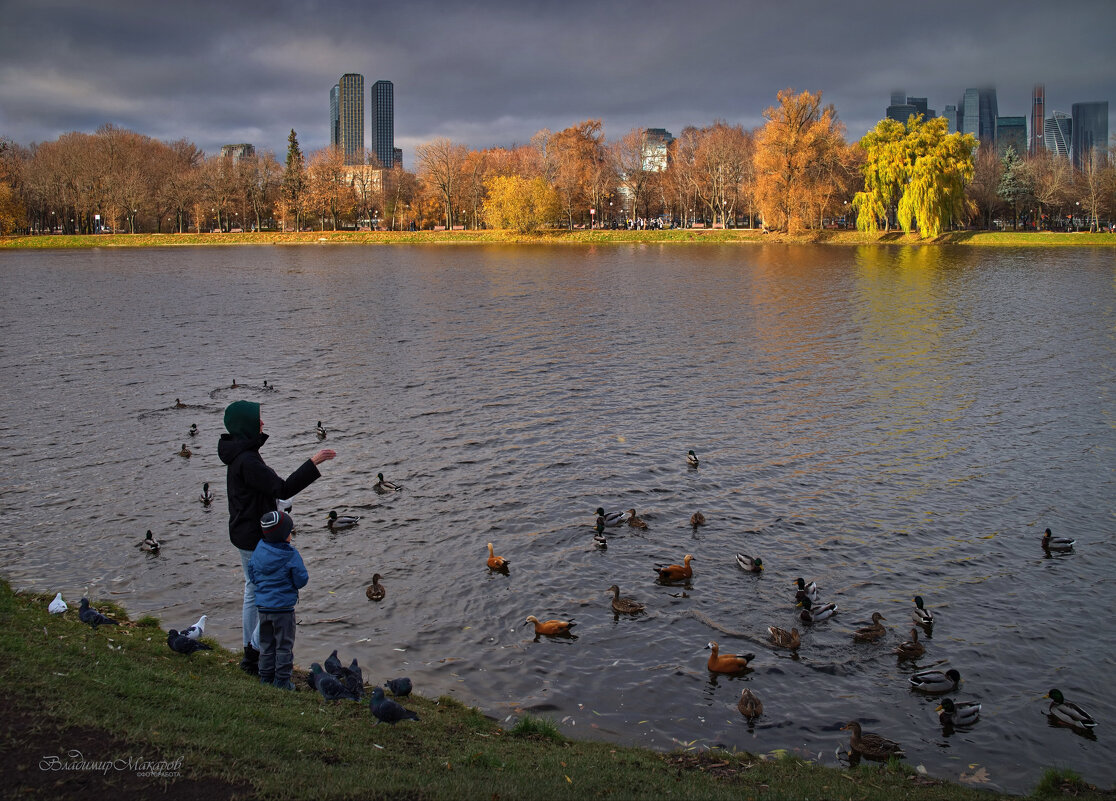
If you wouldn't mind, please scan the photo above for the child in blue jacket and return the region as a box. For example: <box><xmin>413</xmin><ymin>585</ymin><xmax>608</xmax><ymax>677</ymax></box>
<box><xmin>248</xmin><ymin>511</ymin><xmax>308</xmax><ymax>689</ymax></box>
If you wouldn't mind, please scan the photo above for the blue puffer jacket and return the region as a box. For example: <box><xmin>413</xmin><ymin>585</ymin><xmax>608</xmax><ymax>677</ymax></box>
<box><xmin>248</xmin><ymin>540</ymin><xmax>309</xmax><ymax>612</ymax></box>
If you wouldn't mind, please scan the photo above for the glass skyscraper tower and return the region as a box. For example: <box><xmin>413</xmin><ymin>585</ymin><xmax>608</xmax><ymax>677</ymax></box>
<box><xmin>371</xmin><ymin>80</ymin><xmax>395</xmax><ymax>169</ymax></box>
<box><xmin>336</xmin><ymin>73</ymin><xmax>365</xmax><ymax>165</ymax></box>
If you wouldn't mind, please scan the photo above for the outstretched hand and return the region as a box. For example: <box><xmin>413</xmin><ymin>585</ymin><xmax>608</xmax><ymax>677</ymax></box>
<box><xmin>311</xmin><ymin>448</ymin><xmax>336</xmax><ymax>465</ymax></box>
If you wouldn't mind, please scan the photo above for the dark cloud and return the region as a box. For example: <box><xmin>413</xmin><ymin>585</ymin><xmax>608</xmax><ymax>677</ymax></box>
<box><xmin>1</xmin><ymin>0</ymin><xmax>1112</xmax><ymax>157</ymax></box>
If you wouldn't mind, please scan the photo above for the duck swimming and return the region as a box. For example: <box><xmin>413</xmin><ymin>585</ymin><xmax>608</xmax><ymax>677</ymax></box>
<box><xmin>607</xmin><ymin>585</ymin><xmax>645</xmax><ymax>615</ymax></box>
<box><xmin>1041</xmin><ymin>528</ymin><xmax>1075</xmax><ymax>552</ymax></box>
<box><xmin>853</xmin><ymin>612</ymin><xmax>887</xmax><ymax>643</ymax></box>
<box><xmin>524</xmin><ymin>615</ymin><xmax>575</xmax><ymax>636</ymax></box>
<box><xmin>188</xmin><ymin>423</ymin><xmax>198</xmax><ymax>437</ymax></box>
<box><xmin>596</xmin><ymin>507</ymin><xmax>628</xmax><ymax>527</ymax></box>
<box><xmin>1046</xmin><ymin>689</ymin><xmax>1096</xmax><ymax>730</ymax></box>
<box><xmin>909</xmin><ymin>667</ymin><xmax>961</xmax><ymax>694</ymax></box>
<box><xmin>705</xmin><ymin>641</ymin><xmax>755</xmax><ymax>673</ymax></box>
<box><xmin>200</xmin><ymin>482</ymin><xmax>214</xmax><ymax>506</ymax></box>
<box><xmin>366</xmin><ymin>574</ymin><xmax>386</xmax><ymax>602</ymax></box>
<box><xmin>626</xmin><ymin>509</ymin><xmax>648</xmax><ymax>529</ymax></box>
<box><xmin>912</xmin><ymin>595</ymin><xmax>934</xmax><ymax>626</ymax></box>
<box><xmin>768</xmin><ymin>625</ymin><xmax>800</xmax><ymax>650</ymax></box>
<box><xmin>894</xmin><ymin>628</ymin><xmax>925</xmax><ymax>659</ymax></box>
<box><xmin>316</xmin><ymin>421</ymin><xmax>327</xmax><ymax>439</ymax></box>
<box><xmin>690</xmin><ymin>512</ymin><xmax>706</xmax><ymax>527</ymax></box>
<box><xmin>737</xmin><ymin>688</ymin><xmax>763</xmax><ymax>719</ymax></box>
<box><xmin>327</xmin><ymin>510</ymin><xmax>360</xmax><ymax>530</ymax></box>
<box><xmin>138</xmin><ymin>530</ymin><xmax>160</xmax><ymax>552</ymax></box>
<box><xmin>797</xmin><ymin>596</ymin><xmax>837</xmax><ymax>623</ymax></box>
<box><xmin>937</xmin><ymin>698</ymin><xmax>981</xmax><ymax>727</ymax></box>
<box><xmin>374</xmin><ymin>472</ymin><xmax>402</xmax><ymax>492</ymax></box>
<box><xmin>795</xmin><ymin>577</ymin><xmax>819</xmax><ymax>603</ymax></box>
<box><xmin>842</xmin><ymin>721</ymin><xmax>904</xmax><ymax>761</ymax></box>
<box><xmin>178</xmin><ymin>443</ymin><xmax>192</xmax><ymax>458</ymax></box>
<box><xmin>486</xmin><ymin>542</ymin><xmax>508</xmax><ymax>571</ymax></box>
<box><xmin>654</xmin><ymin>554</ymin><xmax>694</xmax><ymax>583</ymax></box>
<box><xmin>736</xmin><ymin>553</ymin><xmax>763</xmax><ymax>572</ymax></box>
<box><xmin>686</xmin><ymin>450</ymin><xmax>699</xmax><ymax>467</ymax></box>
<box><xmin>593</xmin><ymin>519</ymin><xmax>608</xmax><ymax>549</ymax></box>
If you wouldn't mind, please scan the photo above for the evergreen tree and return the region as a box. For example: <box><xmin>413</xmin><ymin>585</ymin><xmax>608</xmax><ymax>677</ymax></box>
<box><xmin>282</xmin><ymin>129</ymin><xmax>305</xmax><ymax>231</ymax></box>
<box><xmin>996</xmin><ymin>145</ymin><xmax>1032</xmax><ymax>230</ymax></box>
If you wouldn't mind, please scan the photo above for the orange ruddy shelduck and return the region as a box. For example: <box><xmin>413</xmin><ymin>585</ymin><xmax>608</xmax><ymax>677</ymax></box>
<box><xmin>486</xmin><ymin>542</ymin><xmax>508</xmax><ymax>571</ymax></box>
<box><xmin>524</xmin><ymin>615</ymin><xmax>575</xmax><ymax>636</ymax></box>
<box><xmin>705</xmin><ymin>641</ymin><xmax>755</xmax><ymax>673</ymax></box>
<box><xmin>654</xmin><ymin>554</ymin><xmax>694</xmax><ymax>582</ymax></box>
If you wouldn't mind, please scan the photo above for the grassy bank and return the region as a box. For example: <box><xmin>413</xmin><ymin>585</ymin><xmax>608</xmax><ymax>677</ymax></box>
<box><xmin>0</xmin><ymin>581</ymin><xmax>1110</xmax><ymax>800</ymax></box>
<box><xmin>2</xmin><ymin>229</ymin><xmax>1115</xmax><ymax>249</ymax></box>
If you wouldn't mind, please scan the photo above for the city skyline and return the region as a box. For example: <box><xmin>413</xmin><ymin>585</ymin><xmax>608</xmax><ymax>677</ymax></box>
<box><xmin>0</xmin><ymin>0</ymin><xmax>1113</xmax><ymax>159</ymax></box>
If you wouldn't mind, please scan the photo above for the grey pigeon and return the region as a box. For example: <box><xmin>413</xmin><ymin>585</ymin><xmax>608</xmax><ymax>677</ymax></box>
<box><xmin>339</xmin><ymin>658</ymin><xmax>364</xmax><ymax>698</ymax></box>
<box><xmin>324</xmin><ymin>649</ymin><xmax>344</xmax><ymax>677</ymax></box>
<box><xmin>306</xmin><ymin>662</ymin><xmax>324</xmax><ymax>691</ymax></box>
<box><xmin>385</xmin><ymin>677</ymin><xmax>412</xmax><ymax>697</ymax></box>
<box><xmin>369</xmin><ymin>686</ymin><xmax>419</xmax><ymax>724</ymax></box>
<box><xmin>167</xmin><ymin>629</ymin><xmax>212</xmax><ymax>655</ymax></box>
<box><xmin>310</xmin><ymin>663</ymin><xmax>360</xmax><ymax>701</ymax></box>
<box><xmin>181</xmin><ymin>614</ymin><xmax>207</xmax><ymax>640</ymax></box>
<box><xmin>78</xmin><ymin>598</ymin><xmax>119</xmax><ymax>628</ymax></box>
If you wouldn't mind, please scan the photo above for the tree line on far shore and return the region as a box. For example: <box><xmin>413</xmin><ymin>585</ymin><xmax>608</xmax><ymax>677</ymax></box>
<box><xmin>1</xmin><ymin>89</ymin><xmax>1113</xmax><ymax>237</ymax></box>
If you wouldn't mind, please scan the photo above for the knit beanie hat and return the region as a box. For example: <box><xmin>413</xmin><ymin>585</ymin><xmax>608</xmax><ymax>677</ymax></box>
<box><xmin>224</xmin><ymin>400</ymin><xmax>260</xmax><ymax>438</ymax></box>
<box><xmin>260</xmin><ymin>510</ymin><xmax>294</xmax><ymax>543</ymax></box>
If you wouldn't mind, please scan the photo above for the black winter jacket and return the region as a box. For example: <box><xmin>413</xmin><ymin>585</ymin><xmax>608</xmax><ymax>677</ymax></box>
<box><xmin>218</xmin><ymin>432</ymin><xmax>321</xmax><ymax>550</ymax></box>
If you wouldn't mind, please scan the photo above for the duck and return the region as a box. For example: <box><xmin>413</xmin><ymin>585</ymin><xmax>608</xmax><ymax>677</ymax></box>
<box><xmin>795</xmin><ymin>577</ymin><xmax>819</xmax><ymax>603</ymax></box>
<box><xmin>327</xmin><ymin>510</ymin><xmax>360</xmax><ymax>530</ymax></box>
<box><xmin>841</xmin><ymin>721</ymin><xmax>905</xmax><ymax>761</ymax></box>
<box><xmin>48</xmin><ymin>592</ymin><xmax>68</xmax><ymax>614</ymax></box>
<box><xmin>1046</xmin><ymin>689</ymin><xmax>1096</xmax><ymax>730</ymax></box>
<box><xmin>937</xmin><ymin>698</ymin><xmax>982</xmax><ymax>727</ymax></box>
<box><xmin>486</xmin><ymin>542</ymin><xmax>508</xmax><ymax>571</ymax></box>
<box><xmin>374</xmin><ymin>472</ymin><xmax>403</xmax><ymax>492</ymax></box>
<box><xmin>626</xmin><ymin>509</ymin><xmax>648</xmax><ymax>529</ymax></box>
<box><xmin>687</xmin><ymin>449</ymin><xmax>700</xmax><ymax>467</ymax></box>
<box><xmin>736</xmin><ymin>553</ymin><xmax>764</xmax><ymax>572</ymax></box>
<box><xmin>909</xmin><ymin>667</ymin><xmax>961</xmax><ymax>694</ymax></box>
<box><xmin>593</xmin><ymin>519</ymin><xmax>608</xmax><ymax>549</ymax></box>
<box><xmin>138</xmin><ymin>530</ymin><xmax>160</xmax><ymax>552</ymax></box>
<box><xmin>690</xmin><ymin>512</ymin><xmax>706</xmax><ymax>527</ymax></box>
<box><xmin>231</xmin><ymin>379</ymin><xmax>238</xmax><ymax>388</ymax></box>
<box><xmin>912</xmin><ymin>595</ymin><xmax>934</xmax><ymax>626</ymax></box>
<box><xmin>853</xmin><ymin>612</ymin><xmax>887</xmax><ymax>643</ymax></box>
<box><xmin>178</xmin><ymin>443</ymin><xmax>192</xmax><ymax>458</ymax></box>
<box><xmin>768</xmin><ymin>625</ymin><xmax>800</xmax><ymax>650</ymax></box>
<box><xmin>524</xmin><ymin>615</ymin><xmax>575</xmax><ymax>636</ymax></box>
<box><xmin>894</xmin><ymin>628</ymin><xmax>925</xmax><ymax>659</ymax></box>
<box><xmin>200</xmin><ymin>482</ymin><xmax>214</xmax><ymax>506</ymax></box>
<box><xmin>797</xmin><ymin>596</ymin><xmax>837</xmax><ymax>623</ymax></box>
<box><xmin>596</xmin><ymin>507</ymin><xmax>628</xmax><ymax>527</ymax></box>
<box><xmin>1041</xmin><ymin>528</ymin><xmax>1075</xmax><ymax>552</ymax></box>
<box><xmin>607</xmin><ymin>584</ymin><xmax>645</xmax><ymax>615</ymax></box>
<box><xmin>366</xmin><ymin>574</ymin><xmax>386</xmax><ymax>601</ymax></box>
<box><xmin>737</xmin><ymin>688</ymin><xmax>763</xmax><ymax>719</ymax></box>
<box><xmin>174</xmin><ymin>398</ymin><xmax>187</xmax><ymax>409</ymax></box>
<box><xmin>188</xmin><ymin>423</ymin><xmax>198</xmax><ymax>437</ymax></box>
<box><xmin>705</xmin><ymin>641</ymin><xmax>755</xmax><ymax>673</ymax></box>
<box><xmin>316</xmin><ymin>421</ymin><xmax>327</xmax><ymax>439</ymax></box>
<box><xmin>654</xmin><ymin>554</ymin><xmax>694</xmax><ymax>583</ymax></box>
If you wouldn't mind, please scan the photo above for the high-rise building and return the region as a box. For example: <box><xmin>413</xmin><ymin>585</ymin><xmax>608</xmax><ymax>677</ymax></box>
<box><xmin>1030</xmin><ymin>84</ymin><xmax>1045</xmax><ymax>155</ymax></box>
<box><xmin>220</xmin><ymin>144</ymin><xmax>255</xmax><ymax>164</ymax></box>
<box><xmin>959</xmin><ymin>87</ymin><xmax>997</xmax><ymax>144</ymax></box>
<box><xmin>643</xmin><ymin>128</ymin><xmax>674</xmax><ymax>171</ymax></box>
<box><xmin>996</xmin><ymin>117</ymin><xmax>1027</xmax><ymax>156</ymax></box>
<box><xmin>943</xmin><ymin>104</ymin><xmax>958</xmax><ymax>134</ymax></box>
<box><xmin>329</xmin><ymin>84</ymin><xmax>340</xmax><ymax>149</ymax></box>
<box><xmin>370</xmin><ymin>80</ymin><xmax>394</xmax><ymax>169</ymax></box>
<box><xmin>960</xmin><ymin>89</ymin><xmax>980</xmax><ymax>138</ymax></box>
<box><xmin>1071</xmin><ymin>101</ymin><xmax>1108</xmax><ymax>170</ymax></box>
<box><xmin>337</xmin><ymin>73</ymin><xmax>365</xmax><ymax>165</ymax></box>
<box><xmin>1044</xmin><ymin>112</ymin><xmax>1071</xmax><ymax>159</ymax></box>
<box><xmin>885</xmin><ymin>93</ymin><xmax>935</xmax><ymax>124</ymax></box>
<box><xmin>393</xmin><ymin>148</ymin><xmax>403</xmax><ymax>170</ymax></box>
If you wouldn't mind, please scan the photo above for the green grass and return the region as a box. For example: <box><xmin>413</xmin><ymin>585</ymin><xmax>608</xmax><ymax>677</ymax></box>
<box><xmin>1</xmin><ymin>580</ymin><xmax>1111</xmax><ymax>800</ymax></box>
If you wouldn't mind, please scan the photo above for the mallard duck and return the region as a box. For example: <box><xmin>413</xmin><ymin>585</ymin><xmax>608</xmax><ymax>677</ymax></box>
<box><xmin>188</xmin><ymin>423</ymin><xmax>198</xmax><ymax>437</ymax></box>
<box><xmin>909</xmin><ymin>667</ymin><xmax>961</xmax><ymax>694</ymax></box>
<box><xmin>798</xmin><ymin>596</ymin><xmax>837</xmax><ymax>623</ymax></box>
<box><xmin>626</xmin><ymin>509</ymin><xmax>648</xmax><ymax>529</ymax></box>
<box><xmin>842</xmin><ymin>721</ymin><xmax>905</xmax><ymax>761</ymax></box>
<box><xmin>687</xmin><ymin>450</ymin><xmax>700</xmax><ymax>467</ymax></box>
<box><xmin>327</xmin><ymin>510</ymin><xmax>360</xmax><ymax>530</ymax></box>
<box><xmin>178</xmin><ymin>443</ymin><xmax>192</xmax><ymax>458</ymax></box>
<box><xmin>231</xmin><ymin>379</ymin><xmax>238</xmax><ymax>388</ymax></box>
<box><xmin>737</xmin><ymin>688</ymin><xmax>763</xmax><ymax>719</ymax></box>
<box><xmin>486</xmin><ymin>542</ymin><xmax>508</xmax><ymax>570</ymax></box>
<box><xmin>374</xmin><ymin>472</ymin><xmax>402</xmax><ymax>492</ymax></box>
<box><xmin>200</xmin><ymin>482</ymin><xmax>214</xmax><ymax>505</ymax></box>
<box><xmin>912</xmin><ymin>595</ymin><xmax>934</xmax><ymax>626</ymax></box>
<box><xmin>768</xmin><ymin>625</ymin><xmax>800</xmax><ymax>650</ymax></box>
<box><xmin>1041</xmin><ymin>528</ymin><xmax>1075</xmax><ymax>552</ymax></box>
<box><xmin>607</xmin><ymin>584</ymin><xmax>645</xmax><ymax>615</ymax></box>
<box><xmin>894</xmin><ymin>628</ymin><xmax>925</xmax><ymax>659</ymax></box>
<box><xmin>366</xmin><ymin>574</ymin><xmax>386</xmax><ymax>601</ymax></box>
<box><xmin>690</xmin><ymin>511</ymin><xmax>706</xmax><ymax>527</ymax></box>
<box><xmin>138</xmin><ymin>530</ymin><xmax>160</xmax><ymax>552</ymax></box>
<box><xmin>593</xmin><ymin>519</ymin><xmax>608</xmax><ymax>549</ymax></box>
<box><xmin>316</xmin><ymin>420</ymin><xmax>327</xmax><ymax>439</ymax></box>
<box><xmin>524</xmin><ymin>615</ymin><xmax>575</xmax><ymax>636</ymax></box>
<box><xmin>937</xmin><ymin>698</ymin><xmax>981</xmax><ymax>726</ymax></box>
<box><xmin>174</xmin><ymin>398</ymin><xmax>186</xmax><ymax>408</ymax></box>
<box><xmin>853</xmin><ymin>612</ymin><xmax>887</xmax><ymax>643</ymax></box>
<box><xmin>596</xmin><ymin>507</ymin><xmax>628</xmax><ymax>527</ymax></box>
<box><xmin>654</xmin><ymin>554</ymin><xmax>694</xmax><ymax>582</ymax></box>
<box><xmin>706</xmin><ymin>641</ymin><xmax>755</xmax><ymax>673</ymax></box>
<box><xmin>795</xmin><ymin>577</ymin><xmax>819</xmax><ymax>603</ymax></box>
<box><xmin>1046</xmin><ymin>689</ymin><xmax>1096</xmax><ymax>730</ymax></box>
<box><xmin>736</xmin><ymin>553</ymin><xmax>763</xmax><ymax>572</ymax></box>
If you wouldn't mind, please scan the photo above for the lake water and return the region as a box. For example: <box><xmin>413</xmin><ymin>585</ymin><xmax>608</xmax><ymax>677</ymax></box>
<box><xmin>1</xmin><ymin>243</ymin><xmax>1113</xmax><ymax>793</ymax></box>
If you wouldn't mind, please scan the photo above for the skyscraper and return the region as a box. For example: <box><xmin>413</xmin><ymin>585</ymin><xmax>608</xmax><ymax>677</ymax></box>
<box><xmin>1030</xmin><ymin>85</ymin><xmax>1045</xmax><ymax>156</ymax></box>
<box><xmin>370</xmin><ymin>80</ymin><xmax>394</xmax><ymax>169</ymax></box>
<box><xmin>329</xmin><ymin>84</ymin><xmax>340</xmax><ymax>149</ymax></box>
<box><xmin>995</xmin><ymin>117</ymin><xmax>1027</xmax><ymax>156</ymax></box>
<box><xmin>943</xmin><ymin>104</ymin><xmax>958</xmax><ymax>134</ymax></box>
<box><xmin>337</xmin><ymin>73</ymin><xmax>365</xmax><ymax>165</ymax></box>
<box><xmin>959</xmin><ymin>87</ymin><xmax>997</xmax><ymax>144</ymax></box>
<box><xmin>1071</xmin><ymin>101</ymin><xmax>1108</xmax><ymax>170</ymax></box>
<box><xmin>1044</xmin><ymin>112</ymin><xmax>1071</xmax><ymax>159</ymax></box>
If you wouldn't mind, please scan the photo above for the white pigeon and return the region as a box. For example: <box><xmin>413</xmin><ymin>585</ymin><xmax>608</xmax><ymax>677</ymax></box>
<box><xmin>182</xmin><ymin>614</ymin><xmax>207</xmax><ymax>640</ymax></box>
<box><xmin>48</xmin><ymin>592</ymin><xmax>68</xmax><ymax>614</ymax></box>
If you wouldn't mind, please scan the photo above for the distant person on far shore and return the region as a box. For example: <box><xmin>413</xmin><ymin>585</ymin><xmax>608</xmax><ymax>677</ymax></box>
<box><xmin>218</xmin><ymin>400</ymin><xmax>334</xmax><ymax>675</ymax></box>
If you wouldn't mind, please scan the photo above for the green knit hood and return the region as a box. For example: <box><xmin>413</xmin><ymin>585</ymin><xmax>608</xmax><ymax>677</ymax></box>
<box><xmin>223</xmin><ymin>400</ymin><xmax>260</xmax><ymax>438</ymax></box>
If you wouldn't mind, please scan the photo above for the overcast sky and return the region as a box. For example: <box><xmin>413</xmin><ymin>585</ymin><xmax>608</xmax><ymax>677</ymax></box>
<box><xmin>1</xmin><ymin>0</ymin><xmax>1113</xmax><ymax>161</ymax></box>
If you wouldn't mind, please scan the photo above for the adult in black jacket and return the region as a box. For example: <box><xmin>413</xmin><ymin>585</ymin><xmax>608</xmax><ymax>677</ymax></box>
<box><xmin>219</xmin><ymin>400</ymin><xmax>335</xmax><ymax>673</ymax></box>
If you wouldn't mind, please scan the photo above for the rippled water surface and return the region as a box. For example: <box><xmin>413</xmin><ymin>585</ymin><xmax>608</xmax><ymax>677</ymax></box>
<box><xmin>1</xmin><ymin>244</ymin><xmax>1113</xmax><ymax>792</ymax></box>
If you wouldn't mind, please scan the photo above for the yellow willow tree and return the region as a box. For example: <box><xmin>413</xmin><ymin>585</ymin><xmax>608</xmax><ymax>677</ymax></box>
<box><xmin>753</xmin><ymin>89</ymin><xmax>846</xmax><ymax>232</ymax></box>
<box><xmin>483</xmin><ymin>174</ymin><xmax>559</xmax><ymax>233</ymax></box>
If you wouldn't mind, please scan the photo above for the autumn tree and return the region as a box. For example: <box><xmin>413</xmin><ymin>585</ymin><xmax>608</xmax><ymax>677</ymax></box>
<box><xmin>612</xmin><ymin>128</ymin><xmax>657</xmax><ymax>221</ymax></box>
<box><xmin>0</xmin><ymin>138</ymin><xmax>26</xmax><ymax>234</ymax></box>
<box><xmin>1075</xmin><ymin>148</ymin><xmax>1109</xmax><ymax>231</ymax></box>
<box><xmin>483</xmin><ymin>174</ymin><xmax>559</xmax><ymax>232</ymax></box>
<box><xmin>541</xmin><ymin>120</ymin><xmax>609</xmax><ymax>229</ymax></box>
<box><xmin>415</xmin><ymin>137</ymin><xmax>468</xmax><ymax>229</ymax></box>
<box><xmin>281</xmin><ymin>129</ymin><xmax>306</xmax><ymax>231</ymax></box>
<box><xmin>1028</xmin><ymin>150</ymin><xmax>1071</xmax><ymax>230</ymax></box>
<box><xmin>967</xmin><ymin>145</ymin><xmax>1004</xmax><ymax>229</ymax></box>
<box><xmin>348</xmin><ymin>150</ymin><xmax>382</xmax><ymax>229</ymax></box>
<box><xmin>242</xmin><ymin>150</ymin><xmax>280</xmax><ymax>231</ymax></box>
<box><xmin>306</xmin><ymin>146</ymin><xmax>355</xmax><ymax>230</ymax></box>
